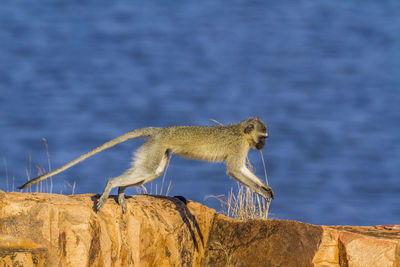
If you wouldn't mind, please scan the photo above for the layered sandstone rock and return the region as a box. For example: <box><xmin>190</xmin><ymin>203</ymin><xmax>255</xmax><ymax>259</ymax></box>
<box><xmin>0</xmin><ymin>190</ymin><xmax>399</xmax><ymax>266</ymax></box>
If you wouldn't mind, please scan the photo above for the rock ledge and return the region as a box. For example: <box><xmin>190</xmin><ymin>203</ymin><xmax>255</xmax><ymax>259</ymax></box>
<box><xmin>0</xmin><ymin>191</ymin><xmax>399</xmax><ymax>266</ymax></box>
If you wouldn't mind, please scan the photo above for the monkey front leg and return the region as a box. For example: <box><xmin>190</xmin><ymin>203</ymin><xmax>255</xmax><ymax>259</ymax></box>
<box><xmin>227</xmin><ymin>166</ymin><xmax>274</xmax><ymax>200</ymax></box>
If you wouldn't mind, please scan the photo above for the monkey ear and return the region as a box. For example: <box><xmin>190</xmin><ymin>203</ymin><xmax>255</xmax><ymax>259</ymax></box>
<box><xmin>244</xmin><ymin>124</ymin><xmax>254</xmax><ymax>134</ymax></box>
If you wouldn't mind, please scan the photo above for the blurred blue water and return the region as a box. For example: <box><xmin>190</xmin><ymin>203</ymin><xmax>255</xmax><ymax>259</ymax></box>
<box><xmin>0</xmin><ymin>1</ymin><xmax>399</xmax><ymax>225</ymax></box>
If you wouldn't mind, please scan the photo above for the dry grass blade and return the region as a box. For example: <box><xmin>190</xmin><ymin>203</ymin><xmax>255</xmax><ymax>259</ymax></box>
<box><xmin>259</xmin><ymin>150</ymin><xmax>271</xmax><ymax>218</ymax></box>
<box><xmin>209</xmin><ymin>118</ymin><xmax>224</xmax><ymax>126</ymax></box>
<box><xmin>42</xmin><ymin>138</ymin><xmax>53</xmax><ymax>193</ymax></box>
<box><xmin>160</xmin><ymin>155</ymin><xmax>172</xmax><ymax>195</ymax></box>
<box><xmin>2</xmin><ymin>155</ymin><xmax>9</xmax><ymax>192</ymax></box>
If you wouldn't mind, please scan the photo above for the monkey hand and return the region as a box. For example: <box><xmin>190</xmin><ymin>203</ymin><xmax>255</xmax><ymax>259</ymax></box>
<box><xmin>261</xmin><ymin>185</ymin><xmax>274</xmax><ymax>200</ymax></box>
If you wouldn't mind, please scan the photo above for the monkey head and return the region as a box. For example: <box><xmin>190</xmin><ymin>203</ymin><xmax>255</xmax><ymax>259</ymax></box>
<box><xmin>241</xmin><ymin>118</ymin><xmax>268</xmax><ymax>150</ymax></box>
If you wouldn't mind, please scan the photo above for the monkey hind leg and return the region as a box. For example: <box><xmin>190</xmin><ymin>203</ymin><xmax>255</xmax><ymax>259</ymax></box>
<box><xmin>97</xmin><ymin>171</ymin><xmax>147</xmax><ymax>212</ymax></box>
<box><xmin>96</xmin><ymin>145</ymin><xmax>170</xmax><ymax>213</ymax></box>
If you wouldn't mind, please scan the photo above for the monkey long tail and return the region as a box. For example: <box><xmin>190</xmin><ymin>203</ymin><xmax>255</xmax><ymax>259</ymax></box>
<box><xmin>18</xmin><ymin>127</ymin><xmax>157</xmax><ymax>190</ymax></box>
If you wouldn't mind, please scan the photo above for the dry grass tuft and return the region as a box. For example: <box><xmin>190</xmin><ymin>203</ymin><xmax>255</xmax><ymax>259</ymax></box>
<box><xmin>212</xmin><ymin>183</ymin><xmax>271</xmax><ymax>220</ymax></box>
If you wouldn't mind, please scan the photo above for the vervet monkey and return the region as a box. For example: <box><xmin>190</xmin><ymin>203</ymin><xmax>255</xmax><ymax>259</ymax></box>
<box><xmin>19</xmin><ymin>118</ymin><xmax>274</xmax><ymax>213</ymax></box>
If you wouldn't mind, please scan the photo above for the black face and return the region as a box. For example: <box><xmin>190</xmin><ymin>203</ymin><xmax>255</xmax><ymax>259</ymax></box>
<box><xmin>255</xmin><ymin>136</ymin><xmax>266</xmax><ymax>150</ymax></box>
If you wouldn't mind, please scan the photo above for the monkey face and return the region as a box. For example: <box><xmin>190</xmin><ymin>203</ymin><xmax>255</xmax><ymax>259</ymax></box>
<box><xmin>241</xmin><ymin>117</ymin><xmax>268</xmax><ymax>150</ymax></box>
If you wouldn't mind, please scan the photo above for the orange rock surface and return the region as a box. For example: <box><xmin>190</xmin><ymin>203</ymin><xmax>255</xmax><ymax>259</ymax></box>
<box><xmin>0</xmin><ymin>190</ymin><xmax>399</xmax><ymax>266</ymax></box>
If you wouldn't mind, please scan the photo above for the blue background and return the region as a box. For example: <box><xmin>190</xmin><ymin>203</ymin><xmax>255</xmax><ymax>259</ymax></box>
<box><xmin>1</xmin><ymin>1</ymin><xmax>399</xmax><ymax>225</ymax></box>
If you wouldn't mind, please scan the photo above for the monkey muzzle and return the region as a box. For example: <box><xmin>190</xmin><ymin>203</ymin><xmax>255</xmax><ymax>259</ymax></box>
<box><xmin>255</xmin><ymin>136</ymin><xmax>266</xmax><ymax>150</ymax></box>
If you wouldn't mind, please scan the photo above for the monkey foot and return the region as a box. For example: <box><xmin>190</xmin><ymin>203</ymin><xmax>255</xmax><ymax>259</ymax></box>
<box><xmin>118</xmin><ymin>195</ymin><xmax>127</xmax><ymax>213</ymax></box>
<box><xmin>96</xmin><ymin>196</ymin><xmax>107</xmax><ymax>212</ymax></box>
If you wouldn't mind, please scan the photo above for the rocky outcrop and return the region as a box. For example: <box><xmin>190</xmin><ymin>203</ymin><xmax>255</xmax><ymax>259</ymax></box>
<box><xmin>0</xmin><ymin>190</ymin><xmax>399</xmax><ymax>266</ymax></box>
